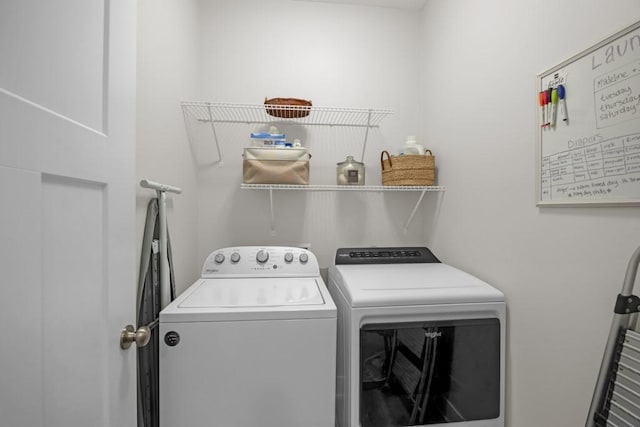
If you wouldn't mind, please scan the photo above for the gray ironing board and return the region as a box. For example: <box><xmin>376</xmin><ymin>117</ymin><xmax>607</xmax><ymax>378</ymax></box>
<box><xmin>137</xmin><ymin>197</ymin><xmax>176</xmax><ymax>427</ymax></box>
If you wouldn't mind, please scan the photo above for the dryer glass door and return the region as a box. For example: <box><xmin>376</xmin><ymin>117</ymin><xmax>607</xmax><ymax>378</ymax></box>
<box><xmin>359</xmin><ymin>318</ymin><xmax>500</xmax><ymax>426</ymax></box>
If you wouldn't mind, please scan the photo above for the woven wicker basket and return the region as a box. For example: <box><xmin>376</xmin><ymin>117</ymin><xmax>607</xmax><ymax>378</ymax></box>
<box><xmin>264</xmin><ymin>97</ymin><xmax>312</xmax><ymax>118</ymax></box>
<box><xmin>381</xmin><ymin>150</ymin><xmax>435</xmax><ymax>186</ymax></box>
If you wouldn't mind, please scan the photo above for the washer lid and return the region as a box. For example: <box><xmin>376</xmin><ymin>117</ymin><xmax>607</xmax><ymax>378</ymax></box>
<box><xmin>330</xmin><ymin>263</ymin><xmax>504</xmax><ymax>307</ymax></box>
<box><xmin>160</xmin><ymin>277</ymin><xmax>336</xmax><ymax>322</ymax></box>
<box><xmin>180</xmin><ymin>277</ymin><xmax>324</xmax><ymax>308</ymax></box>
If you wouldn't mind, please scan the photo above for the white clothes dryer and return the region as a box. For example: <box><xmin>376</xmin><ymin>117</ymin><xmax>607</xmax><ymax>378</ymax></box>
<box><xmin>159</xmin><ymin>246</ymin><xmax>336</xmax><ymax>427</ymax></box>
<box><xmin>328</xmin><ymin>247</ymin><xmax>505</xmax><ymax>427</ymax></box>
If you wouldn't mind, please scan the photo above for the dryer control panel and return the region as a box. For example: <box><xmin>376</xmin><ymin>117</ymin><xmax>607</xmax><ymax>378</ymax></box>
<box><xmin>202</xmin><ymin>246</ymin><xmax>320</xmax><ymax>277</ymax></box>
<box><xmin>334</xmin><ymin>246</ymin><xmax>440</xmax><ymax>265</ymax></box>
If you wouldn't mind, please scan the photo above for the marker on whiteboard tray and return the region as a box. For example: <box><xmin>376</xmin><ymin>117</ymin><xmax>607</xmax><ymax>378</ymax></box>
<box><xmin>550</xmin><ymin>88</ymin><xmax>558</xmax><ymax>127</ymax></box>
<box><xmin>542</xmin><ymin>90</ymin><xmax>550</xmax><ymax>128</ymax></box>
<box><xmin>538</xmin><ymin>91</ymin><xmax>546</xmax><ymax>127</ymax></box>
<box><xmin>542</xmin><ymin>90</ymin><xmax>549</xmax><ymax>128</ymax></box>
<box><xmin>557</xmin><ymin>84</ymin><xmax>568</xmax><ymax>123</ymax></box>
<box><xmin>546</xmin><ymin>88</ymin><xmax>553</xmax><ymax>127</ymax></box>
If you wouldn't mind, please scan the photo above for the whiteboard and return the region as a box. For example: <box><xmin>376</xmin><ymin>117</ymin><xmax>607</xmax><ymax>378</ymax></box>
<box><xmin>536</xmin><ymin>20</ymin><xmax>640</xmax><ymax>206</ymax></box>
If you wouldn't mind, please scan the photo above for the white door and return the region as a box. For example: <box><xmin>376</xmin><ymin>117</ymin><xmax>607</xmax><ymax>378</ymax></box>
<box><xmin>0</xmin><ymin>1</ymin><xmax>137</xmax><ymax>426</ymax></box>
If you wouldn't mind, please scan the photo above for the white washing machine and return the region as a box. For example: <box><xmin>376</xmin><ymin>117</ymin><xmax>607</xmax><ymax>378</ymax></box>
<box><xmin>328</xmin><ymin>247</ymin><xmax>506</xmax><ymax>427</ymax></box>
<box><xmin>159</xmin><ymin>246</ymin><xmax>336</xmax><ymax>427</ymax></box>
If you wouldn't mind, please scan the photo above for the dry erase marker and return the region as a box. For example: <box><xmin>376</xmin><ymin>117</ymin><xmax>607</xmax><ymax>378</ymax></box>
<box><xmin>546</xmin><ymin>88</ymin><xmax>553</xmax><ymax>127</ymax></box>
<box><xmin>543</xmin><ymin>90</ymin><xmax>549</xmax><ymax>127</ymax></box>
<box><xmin>551</xmin><ymin>88</ymin><xmax>558</xmax><ymax>127</ymax></box>
<box><xmin>542</xmin><ymin>91</ymin><xmax>548</xmax><ymax>127</ymax></box>
<box><xmin>538</xmin><ymin>91</ymin><xmax>546</xmax><ymax>127</ymax></box>
<box><xmin>542</xmin><ymin>90</ymin><xmax>549</xmax><ymax>127</ymax></box>
<box><xmin>558</xmin><ymin>84</ymin><xmax>568</xmax><ymax>122</ymax></box>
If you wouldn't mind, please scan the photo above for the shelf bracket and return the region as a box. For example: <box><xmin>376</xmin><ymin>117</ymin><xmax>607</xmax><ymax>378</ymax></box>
<box><xmin>359</xmin><ymin>109</ymin><xmax>372</xmax><ymax>162</ymax></box>
<box><xmin>206</xmin><ymin>104</ymin><xmax>224</xmax><ymax>167</ymax></box>
<box><xmin>269</xmin><ymin>186</ymin><xmax>276</xmax><ymax>236</ymax></box>
<box><xmin>403</xmin><ymin>188</ymin><xmax>428</xmax><ymax>234</ymax></box>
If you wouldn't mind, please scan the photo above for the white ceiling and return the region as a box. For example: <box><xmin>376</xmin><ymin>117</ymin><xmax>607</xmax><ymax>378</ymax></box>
<box><xmin>294</xmin><ymin>0</ymin><xmax>427</xmax><ymax>10</ymax></box>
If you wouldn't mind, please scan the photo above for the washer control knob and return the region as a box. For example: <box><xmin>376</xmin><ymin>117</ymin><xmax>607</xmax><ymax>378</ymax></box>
<box><xmin>214</xmin><ymin>253</ymin><xmax>225</xmax><ymax>264</ymax></box>
<box><xmin>299</xmin><ymin>253</ymin><xmax>309</xmax><ymax>264</ymax></box>
<box><xmin>256</xmin><ymin>250</ymin><xmax>269</xmax><ymax>264</ymax></box>
<box><xmin>284</xmin><ymin>252</ymin><xmax>294</xmax><ymax>263</ymax></box>
<box><xmin>230</xmin><ymin>252</ymin><xmax>241</xmax><ymax>263</ymax></box>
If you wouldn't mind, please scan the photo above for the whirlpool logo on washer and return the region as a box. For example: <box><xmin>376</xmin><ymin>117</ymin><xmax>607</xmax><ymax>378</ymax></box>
<box><xmin>425</xmin><ymin>331</ymin><xmax>442</xmax><ymax>339</ymax></box>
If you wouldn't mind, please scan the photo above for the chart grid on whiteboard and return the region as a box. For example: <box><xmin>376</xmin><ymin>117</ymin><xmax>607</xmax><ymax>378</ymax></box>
<box><xmin>536</xmin><ymin>20</ymin><xmax>640</xmax><ymax>206</ymax></box>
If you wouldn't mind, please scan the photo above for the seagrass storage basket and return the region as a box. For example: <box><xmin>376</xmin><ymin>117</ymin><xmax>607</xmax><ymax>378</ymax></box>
<box><xmin>380</xmin><ymin>150</ymin><xmax>435</xmax><ymax>186</ymax></box>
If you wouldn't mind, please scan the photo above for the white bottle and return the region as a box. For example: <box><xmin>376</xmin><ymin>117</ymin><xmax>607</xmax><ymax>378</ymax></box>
<box><xmin>399</xmin><ymin>135</ymin><xmax>425</xmax><ymax>155</ymax></box>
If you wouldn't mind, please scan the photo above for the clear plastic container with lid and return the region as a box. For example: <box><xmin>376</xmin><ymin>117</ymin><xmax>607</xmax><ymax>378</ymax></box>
<box><xmin>250</xmin><ymin>125</ymin><xmax>286</xmax><ymax>147</ymax></box>
<box><xmin>398</xmin><ymin>135</ymin><xmax>425</xmax><ymax>155</ymax></box>
<box><xmin>336</xmin><ymin>156</ymin><xmax>365</xmax><ymax>185</ymax></box>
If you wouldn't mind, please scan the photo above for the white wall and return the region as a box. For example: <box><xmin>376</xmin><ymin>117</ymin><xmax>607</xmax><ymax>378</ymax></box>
<box><xmin>137</xmin><ymin>0</ymin><xmax>201</xmax><ymax>290</ymax></box>
<box><xmin>420</xmin><ymin>1</ymin><xmax>640</xmax><ymax>426</ymax></box>
<box><xmin>193</xmin><ymin>0</ymin><xmax>432</xmax><ymax>272</ymax></box>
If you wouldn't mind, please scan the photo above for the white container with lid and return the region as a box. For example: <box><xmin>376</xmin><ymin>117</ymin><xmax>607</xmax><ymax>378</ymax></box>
<box><xmin>398</xmin><ymin>135</ymin><xmax>425</xmax><ymax>155</ymax></box>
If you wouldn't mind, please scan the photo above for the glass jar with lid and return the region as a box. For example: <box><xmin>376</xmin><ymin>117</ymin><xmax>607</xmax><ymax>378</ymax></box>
<box><xmin>336</xmin><ymin>156</ymin><xmax>365</xmax><ymax>185</ymax></box>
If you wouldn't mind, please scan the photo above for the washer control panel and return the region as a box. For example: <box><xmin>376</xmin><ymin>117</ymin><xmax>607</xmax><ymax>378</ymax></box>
<box><xmin>202</xmin><ymin>246</ymin><xmax>319</xmax><ymax>277</ymax></box>
<box><xmin>334</xmin><ymin>247</ymin><xmax>440</xmax><ymax>265</ymax></box>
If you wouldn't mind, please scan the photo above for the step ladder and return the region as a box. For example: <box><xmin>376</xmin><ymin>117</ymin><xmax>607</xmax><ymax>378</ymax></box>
<box><xmin>587</xmin><ymin>246</ymin><xmax>640</xmax><ymax>426</ymax></box>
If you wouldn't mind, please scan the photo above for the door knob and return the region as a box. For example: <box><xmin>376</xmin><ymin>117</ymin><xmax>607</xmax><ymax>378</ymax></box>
<box><xmin>120</xmin><ymin>324</ymin><xmax>151</xmax><ymax>349</ymax></box>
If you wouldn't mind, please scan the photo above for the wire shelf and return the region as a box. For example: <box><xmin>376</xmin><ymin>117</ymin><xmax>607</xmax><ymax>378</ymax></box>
<box><xmin>240</xmin><ymin>184</ymin><xmax>445</xmax><ymax>192</ymax></box>
<box><xmin>182</xmin><ymin>101</ymin><xmax>393</xmax><ymax>128</ymax></box>
<box><xmin>241</xmin><ymin>183</ymin><xmax>445</xmax><ymax>235</ymax></box>
<box><xmin>179</xmin><ymin>101</ymin><xmax>445</xmax><ymax>234</ymax></box>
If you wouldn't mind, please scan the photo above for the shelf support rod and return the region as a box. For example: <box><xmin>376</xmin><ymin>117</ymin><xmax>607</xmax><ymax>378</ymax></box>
<box><xmin>359</xmin><ymin>109</ymin><xmax>372</xmax><ymax>162</ymax></box>
<box><xmin>206</xmin><ymin>105</ymin><xmax>224</xmax><ymax>167</ymax></box>
<box><xmin>269</xmin><ymin>186</ymin><xmax>276</xmax><ymax>236</ymax></box>
<box><xmin>403</xmin><ymin>188</ymin><xmax>428</xmax><ymax>234</ymax></box>
<box><xmin>182</xmin><ymin>106</ymin><xmax>197</xmax><ymax>154</ymax></box>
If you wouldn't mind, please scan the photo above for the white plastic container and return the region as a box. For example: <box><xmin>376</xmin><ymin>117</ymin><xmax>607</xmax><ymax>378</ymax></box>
<box><xmin>398</xmin><ymin>135</ymin><xmax>425</xmax><ymax>155</ymax></box>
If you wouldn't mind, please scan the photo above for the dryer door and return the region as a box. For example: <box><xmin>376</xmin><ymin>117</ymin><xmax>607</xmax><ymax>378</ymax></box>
<box><xmin>359</xmin><ymin>318</ymin><xmax>501</xmax><ymax>426</ymax></box>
